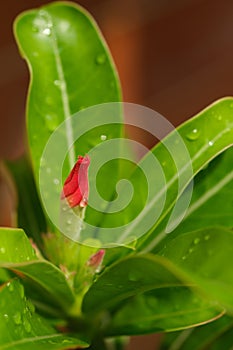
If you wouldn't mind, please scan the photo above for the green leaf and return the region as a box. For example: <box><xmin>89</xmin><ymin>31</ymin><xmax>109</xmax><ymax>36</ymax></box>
<box><xmin>0</xmin><ymin>268</ymin><xmax>10</xmax><ymax>283</ymax></box>
<box><xmin>158</xmin><ymin>227</ymin><xmax>233</xmax><ymax>312</ymax></box>
<box><xmin>82</xmin><ymin>254</ymin><xmax>222</xmax><ymax>335</ymax></box>
<box><xmin>135</xmin><ymin>98</ymin><xmax>233</xmax><ymax>252</ymax></box>
<box><xmin>6</xmin><ymin>156</ymin><xmax>47</xmax><ymax>248</ymax></box>
<box><xmin>14</xmin><ymin>2</ymin><xmax>122</xmax><ymax>238</ymax></box>
<box><xmin>167</xmin><ymin>147</ymin><xmax>233</xmax><ymax>236</ymax></box>
<box><xmin>0</xmin><ymin>279</ymin><xmax>88</xmax><ymax>349</ymax></box>
<box><xmin>0</xmin><ymin>228</ymin><xmax>75</xmax><ymax>313</ymax></box>
<box><xmin>14</xmin><ymin>1</ymin><xmax>121</xmax><ymax>176</ymax></box>
<box><xmin>105</xmin><ymin>287</ymin><xmax>222</xmax><ymax>336</ymax></box>
<box><xmin>146</xmin><ymin>147</ymin><xmax>233</xmax><ymax>255</ymax></box>
<box><xmin>161</xmin><ymin>315</ymin><xmax>233</xmax><ymax>350</ymax></box>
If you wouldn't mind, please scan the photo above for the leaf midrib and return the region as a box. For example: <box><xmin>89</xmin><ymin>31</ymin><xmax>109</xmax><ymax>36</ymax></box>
<box><xmin>46</xmin><ymin>10</ymin><xmax>75</xmax><ymax>169</ymax></box>
<box><xmin>0</xmin><ymin>334</ymin><xmax>82</xmax><ymax>350</ymax></box>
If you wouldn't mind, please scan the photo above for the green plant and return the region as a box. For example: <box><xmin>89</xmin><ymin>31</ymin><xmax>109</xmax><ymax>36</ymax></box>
<box><xmin>0</xmin><ymin>2</ymin><xmax>233</xmax><ymax>349</ymax></box>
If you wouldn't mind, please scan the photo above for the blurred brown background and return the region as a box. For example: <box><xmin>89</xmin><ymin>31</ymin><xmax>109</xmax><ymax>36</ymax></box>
<box><xmin>1</xmin><ymin>0</ymin><xmax>233</xmax><ymax>160</ymax></box>
<box><xmin>0</xmin><ymin>0</ymin><xmax>233</xmax><ymax>348</ymax></box>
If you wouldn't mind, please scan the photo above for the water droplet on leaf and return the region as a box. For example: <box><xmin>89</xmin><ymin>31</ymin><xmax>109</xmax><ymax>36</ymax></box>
<box><xmin>208</xmin><ymin>141</ymin><xmax>214</xmax><ymax>146</ymax></box>
<box><xmin>26</xmin><ymin>300</ymin><xmax>35</xmax><ymax>314</ymax></box>
<box><xmin>100</xmin><ymin>134</ymin><xmax>107</xmax><ymax>141</ymax></box>
<box><xmin>23</xmin><ymin>319</ymin><xmax>32</xmax><ymax>333</ymax></box>
<box><xmin>7</xmin><ymin>282</ymin><xmax>13</xmax><ymax>292</ymax></box>
<box><xmin>3</xmin><ymin>314</ymin><xmax>9</xmax><ymax>321</ymax></box>
<box><xmin>54</xmin><ymin>80</ymin><xmax>64</xmax><ymax>89</ymax></box>
<box><xmin>32</xmin><ymin>26</ymin><xmax>39</xmax><ymax>33</ymax></box>
<box><xmin>19</xmin><ymin>284</ymin><xmax>24</xmax><ymax>299</ymax></box>
<box><xmin>42</xmin><ymin>27</ymin><xmax>51</xmax><ymax>36</ymax></box>
<box><xmin>0</xmin><ymin>247</ymin><xmax>5</xmax><ymax>254</ymax></box>
<box><xmin>96</xmin><ymin>54</ymin><xmax>106</xmax><ymax>65</ymax></box>
<box><xmin>194</xmin><ymin>238</ymin><xmax>200</xmax><ymax>245</ymax></box>
<box><xmin>45</xmin><ymin>114</ymin><xmax>58</xmax><ymax>132</ymax></box>
<box><xmin>53</xmin><ymin>178</ymin><xmax>59</xmax><ymax>185</ymax></box>
<box><xmin>128</xmin><ymin>271</ymin><xmax>140</xmax><ymax>282</ymax></box>
<box><xmin>186</xmin><ymin>128</ymin><xmax>200</xmax><ymax>141</ymax></box>
<box><xmin>13</xmin><ymin>312</ymin><xmax>22</xmax><ymax>325</ymax></box>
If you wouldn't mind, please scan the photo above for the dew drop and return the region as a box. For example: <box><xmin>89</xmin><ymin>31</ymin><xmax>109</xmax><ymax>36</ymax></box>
<box><xmin>32</xmin><ymin>26</ymin><xmax>39</xmax><ymax>33</ymax></box>
<box><xmin>80</xmin><ymin>197</ymin><xmax>88</xmax><ymax>207</ymax></box>
<box><xmin>59</xmin><ymin>21</ymin><xmax>70</xmax><ymax>32</ymax></box>
<box><xmin>27</xmin><ymin>300</ymin><xmax>35</xmax><ymax>313</ymax></box>
<box><xmin>186</xmin><ymin>128</ymin><xmax>200</xmax><ymax>141</ymax></box>
<box><xmin>13</xmin><ymin>312</ymin><xmax>22</xmax><ymax>325</ymax></box>
<box><xmin>8</xmin><ymin>283</ymin><xmax>14</xmax><ymax>292</ymax></box>
<box><xmin>19</xmin><ymin>284</ymin><xmax>25</xmax><ymax>299</ymax></box>
<box><xmin>40</xmin><ymin>157</ymin><xmax>46</xmax><ymax>167</ymax></box>
<box><xmin>42</xmin><ymin>27</ymin><xmax>51</xmax><ymax>36</ymax></box>
<box><xmin>3</xmin><ymin>314</ymin><xmax>9</xmax><ymax>321</ymax></box>
<box><xmin>194</xmin><ymin>237</ymin><xmax>200</xmax><ymax>245</ymax></box>
<box><xmin>95</xmin><ymin>54</ymin><xmax>106</xmax><ymax>65</ymax></box>
<box><xmin>100</xmin><ymin>134</ymin><xmax>107</xmax><ymax>141</ymax></box>
<box><xmin>45</xmin><ymin>114</ymin><xmax>57</xmax><ymax>132</ymax></box>
<box><xmin>208</xmin><ymin>141</ymin><xmax>214</xmax><ymax>146</ymax></box>
<box><xmin>53</xmin><ymin>178</ymin><xmax>59</xmax><ymax>185</ymax></box>
<box><xmin>182</xmin><ymin>255</ymin><xmax>187</xmax><ymax>260</ymax></box>
<box><xmin>128</xmin><ymin>271</ymin><xmax>140</xmax><ymax>282</ymax></box>
<box><xmin>204</xmin><ymin>235</ymin><xmax>210</xmax><ymax>241</ymax></box>
<box><xmin>0</xmin><ymin>247</ymin><xmax>5</xmax><ymax>254</ymax></box>
<box><xmin>189</xmin><ymin>247</ymin><xmax>194</xmax><ymax>253</ymax></box>
<box><xmin>54</xmin><ymin>80</ymin><xmax>64</xmax><ymax>89</ymax></box>
<box><xmin>23</xmin><ymin>319</ymin><xmax>32</xmax><ymax>333</ymax></box>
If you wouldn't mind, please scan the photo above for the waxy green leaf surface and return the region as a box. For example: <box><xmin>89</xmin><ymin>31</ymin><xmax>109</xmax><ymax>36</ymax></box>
<box><xmin>0</xmin><ymin>279</ymin><xmax>88</xmax><ymax>349</ymax></box>
<box><xmin>0</xmin><ymin>228</ymin><xmax>75</xmax><ymax>312</ymax></box>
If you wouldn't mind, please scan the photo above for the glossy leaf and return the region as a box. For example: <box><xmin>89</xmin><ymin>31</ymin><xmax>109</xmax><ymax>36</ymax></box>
<box><xmin>0</xmin><ymin>279</ymin><xmax>88</xmax><ymax>349</ymax></box>
<box><xmin>82</xmin><ymin>254</ymin><xmax>222</xmax><ymax>335</ymax></box>
<box><xmin>106</xmin><ymin>287</ymin><xmax>222</xmax><ymax>336</ymax></box>
<box><xmin>147</xmin><ymin>147</ymin><xmax>233</xmax><ymax>255</ymax></box>
<box><xmin>158</xmin><ymin>227</ymin><xmax>233</xmax><ymax>311</ymax></box>
<box><xmin>0</xmin><ymin>228</ymin><xmax>75</xmax><ymax>312</ymax></box>
<box><xmin>168</xmin><ymin>147</ymin><xmax>233</xmax><ymax>235</ymax></box>
<box><xmin>14</xmin><ymin>2</ymin><xmax>122</xmax><ymax>235</ymax></box>
<box><xmin>135</xmin><ymin>98</ymin><xmax>233</xmax><ymax>252</ymax></box>
<box><xmin>162</xmin><ymin>315</ymin><xmax>233</xmax><ymax>350</ymax></box>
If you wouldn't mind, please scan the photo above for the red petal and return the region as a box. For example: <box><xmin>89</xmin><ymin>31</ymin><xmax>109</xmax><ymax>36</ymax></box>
<box><xmin>61</xmin><ymin>155</ymin><xmax>90</xmax><ymax>208</ymax></box>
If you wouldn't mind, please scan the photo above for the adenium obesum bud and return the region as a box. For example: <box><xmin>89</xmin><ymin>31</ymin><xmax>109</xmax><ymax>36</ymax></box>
<box><xmin>87</xmin><ymin>249</ymin><xmax>105</xmax><ymax>272</ymax></box>
<box><xmin>61</xmin><ymin>155</ymin><xmax>90</xmax><ymax>208</ymax></box>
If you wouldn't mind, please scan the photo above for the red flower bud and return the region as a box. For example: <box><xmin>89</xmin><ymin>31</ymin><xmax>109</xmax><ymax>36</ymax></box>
<box><xmin>87</xmin><ymin>249</ymin><xmax>105</xmax><ymax>272</ymax></box>
<box><xmin>61</xmin><ymin>155</ymin><xmax>90</xmax><ymax>208</ymax></box>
